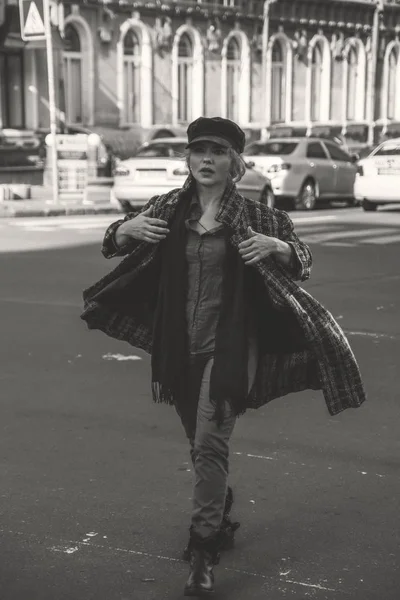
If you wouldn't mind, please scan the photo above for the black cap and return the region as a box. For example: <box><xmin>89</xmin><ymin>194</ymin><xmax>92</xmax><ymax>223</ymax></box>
<box><xmin>186</xmin><ymin>116</ymin><xmax>246</xmax><ymax>154</ymax></box>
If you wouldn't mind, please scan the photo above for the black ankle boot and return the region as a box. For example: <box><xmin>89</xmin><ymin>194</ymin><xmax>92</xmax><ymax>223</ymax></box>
<box><xmin>183</xmin><ymin>531</ymin><xmax>219</xmax><ymax>597</ymax></box>
<box><xmin>182</xmin><ymin>486</ymin><xmax>240</xmax><ymax>562</ymax></box>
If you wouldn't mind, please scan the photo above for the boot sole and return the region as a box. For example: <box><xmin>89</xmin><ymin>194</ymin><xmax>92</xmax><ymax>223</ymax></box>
<box><xmin>184</xmin><ymin>586</ymin><xmax>215</xmax><ymax>597</ymax></box>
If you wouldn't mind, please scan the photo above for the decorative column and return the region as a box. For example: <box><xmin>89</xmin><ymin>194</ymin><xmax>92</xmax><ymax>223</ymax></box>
<box><xmin>366</xmin><ymin>1</ymin><xmax>382</xmax><ymax>145</ymax></box>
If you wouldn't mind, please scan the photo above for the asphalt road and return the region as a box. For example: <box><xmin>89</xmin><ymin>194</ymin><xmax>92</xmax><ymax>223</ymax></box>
<box><xmin>1</xmin><ymin>207</ymin><xmax>399</xmax><ymax>600</ymax></box>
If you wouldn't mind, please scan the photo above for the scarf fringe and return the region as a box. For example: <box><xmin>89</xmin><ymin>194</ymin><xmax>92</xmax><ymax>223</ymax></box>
<box><xmin>209</xmin><ymin>396</ymin><xmax>248</xmax><ymax>428</ymax></box>
<box><xmin>152</xmin><ymin>381</ymin><xmax>248</xmax><ymax>428</ymax></box>
<box><xmin>151</xmin><ymin>382</ymin><xmax>176</xmax><ymax>406</ymax></box>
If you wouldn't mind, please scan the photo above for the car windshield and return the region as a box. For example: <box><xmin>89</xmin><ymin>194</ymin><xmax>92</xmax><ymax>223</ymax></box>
<box><xmin>374</xmin><ymin>143</ymin><xmax>400</xmax><ymax>156</ymax></box>
<box><xmin>245</xmin><ymin>141</ymin><xmax>298</xmax><ymax>156</ymax></box>
<box><xmin>136</xmin><ymin>143</ymin><xmax>187</xmax><ymax>157</ymax></box>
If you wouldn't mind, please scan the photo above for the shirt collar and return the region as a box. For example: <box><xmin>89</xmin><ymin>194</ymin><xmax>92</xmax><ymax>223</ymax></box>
<box><xmin>167</xmin><ymin>174</ymin><xmax>245</xmax><ymax>231</ymax></box>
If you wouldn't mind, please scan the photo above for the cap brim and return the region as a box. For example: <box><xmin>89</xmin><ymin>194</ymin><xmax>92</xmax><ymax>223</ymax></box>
<box><xmin>186</xmin><ymin>135</ymin><xmax>232</xmax><ymax>149</ymax></box>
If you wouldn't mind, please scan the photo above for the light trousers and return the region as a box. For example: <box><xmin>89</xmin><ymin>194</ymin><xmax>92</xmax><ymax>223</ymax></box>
<box><xmin>177</xmin><ymin>349</ymin><xmax>257</xmax><ymax>539</ymax></box>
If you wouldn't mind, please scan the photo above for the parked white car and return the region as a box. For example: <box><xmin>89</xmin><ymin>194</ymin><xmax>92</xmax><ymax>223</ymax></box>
<box><xmin>354</xmin><ymin>138</ymin><xmax>400</xmax><ymax>211</ymax></box>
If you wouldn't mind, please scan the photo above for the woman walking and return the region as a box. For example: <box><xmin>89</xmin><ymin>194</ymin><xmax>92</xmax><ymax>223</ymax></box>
<box><xmin>81</xmin><ymin>116</ymin><xmax>366</xmax><ymax>596</ymax></box>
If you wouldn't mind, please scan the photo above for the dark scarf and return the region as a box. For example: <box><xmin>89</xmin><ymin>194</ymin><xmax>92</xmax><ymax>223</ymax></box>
<box><xmin>151</xmin><ymin>182</ymin><xmax>249</xmax><ymax>424</ymax></box>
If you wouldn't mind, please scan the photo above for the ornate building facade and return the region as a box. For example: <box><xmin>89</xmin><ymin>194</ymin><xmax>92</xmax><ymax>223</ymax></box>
<box><xmin>1</xmin><ymin>0</ymin><xmax>400</xmax><ymax>147</ymax></box>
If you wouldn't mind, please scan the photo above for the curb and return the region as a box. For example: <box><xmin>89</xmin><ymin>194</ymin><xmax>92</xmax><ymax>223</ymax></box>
<box><xmin>0</xmin><ymin>205</ymin><xmax>123</xmax><ymax>218</ymax></box>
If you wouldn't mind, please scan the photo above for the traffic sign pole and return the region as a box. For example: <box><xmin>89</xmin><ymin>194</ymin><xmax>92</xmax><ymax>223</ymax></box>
<box><xmin>43</xmin><ymin>0</ymin><xmax>59</xmax><ymax>205</ymax></box>
<box><xmin>19</xmin><ymin>0</ymin><xmax>59</xmax><ymax>203</ymax></box>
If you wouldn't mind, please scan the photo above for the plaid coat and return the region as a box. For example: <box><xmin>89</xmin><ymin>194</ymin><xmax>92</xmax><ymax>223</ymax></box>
<box><xmin>81</xmin><ymin>176</ymin><xmax>366</xmax><ymax>416</ymax></box>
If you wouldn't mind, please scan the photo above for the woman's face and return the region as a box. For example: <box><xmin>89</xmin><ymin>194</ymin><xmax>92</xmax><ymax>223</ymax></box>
<box><xmin>188</xmin><ymin>142</ymin><xmax>232</xmax><ymax>187</ymax></box>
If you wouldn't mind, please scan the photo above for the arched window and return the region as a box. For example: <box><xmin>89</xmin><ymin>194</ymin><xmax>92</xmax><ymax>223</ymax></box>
<box><xmin>226</xmin><ymin>37</ymin><xmax>240</xmax><ymax>121</ymax></box>
<box><xmin>271</xmin><ymin>40</ymin><xmax>285</xmax><ymax>123</ymax></box>
<box><xmin>177</xmin><ymin>34</ymin><xmax>193</xmax><ymax>123</ymax></box>
<box><xmin>123</xmin><ymin>29</ymin><xmax>141</xmax><ymax>124</ymax></box>
<box><xmin>63</xmin><ymin>24</ymin><xmax>83</xmax><ymax>124</ymax></box>
<box><xmin>346</xmin><ymin>46</ymin><xmax>358</xmax><ymax>121</ymax></box>
<box><xmin>310</xmin><ymin>42</ymin><xmax>323</xmax><ymax>121</ymax></box>
<box><xmin>0</xmin><ymin>50</ymin><xmax>24</xmax><ymax>127</ymax></box>
<box><xmin>387</xmin><ymin>46</ymin><xmax>399</xmax><ymax>119</ymax></box>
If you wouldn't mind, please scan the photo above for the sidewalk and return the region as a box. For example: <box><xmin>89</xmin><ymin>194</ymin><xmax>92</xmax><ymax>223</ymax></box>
<box><xmin>0</xmin><ymin>198</ymin><xmax>123</xmax><ymax>218</ymax></box>
<box><xmin>0</xmin><ymin>182</ymin><xmax>123</xmax><ymax>218</ymax></box>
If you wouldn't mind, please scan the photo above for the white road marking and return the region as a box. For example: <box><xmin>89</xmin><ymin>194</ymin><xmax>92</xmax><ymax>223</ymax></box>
<box><xmin>2</xmin><ymin>213</ymin><xmax>400</xmax><ymax>251</ymax></box>
<box><xmin>291</xmin><ymin>215</ymin><xmax>338</xmax><ymax>223</ymax></box>
<box><xmin>346</xmin><ymin>330</ymin><xmax>395</xmax><ymax>340</ymax></box>
<box><xmin>303</xmin><ymin>227</ymin><xmax>391</xmax><ymax>243</ymax></box>
<box><xmin>60</xmin><ymin>222</ymin><xmax>112</xmax><ymax>230</ymax></box>
<box><xmin>324</xmin><ymin>241</ymin><xmax>354</xmax><ymax>247</ymax></box>
<box><xmin>49</xmin><ymin>545</ymin><xmax>79</xmax><ymax>554</ymax></box>
<box><xmin>234</xmin><ymin>451</ymin><xmax>277</xmax><ymax>461</ymax></box>
<box><xmin>48</xmin><ymin>538</ymin><xmax>338</xmax><ymax>592</ymax></box>
<box><xmin>20</xmin><ymin>225</ymin><xmax>56</xmax><ymax>232</ymax></box>
<box><xmin>234</xmin><ymin>450</ymin><xmax>388</xmax><ymax>479</ymax></box>
<box><xmin>283</xmin><ymin>579</ymin><xmax>337</xmax><ymax>592</ymax></box>
<box><xmin>102</xmin><ymin>353</ymin><xmax>142</xmax><ymax>361</ymax></box>
<box><xmin>361</xmin><ymin>233</ymin><xmax>400</xmax><ymax>244</ymax></box>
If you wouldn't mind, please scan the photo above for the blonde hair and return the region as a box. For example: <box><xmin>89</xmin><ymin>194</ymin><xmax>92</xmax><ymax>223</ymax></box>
<box><xmin>184</xmin><ymin>146</ymin><xmax>246</xmax><ymax>183</ymax></box>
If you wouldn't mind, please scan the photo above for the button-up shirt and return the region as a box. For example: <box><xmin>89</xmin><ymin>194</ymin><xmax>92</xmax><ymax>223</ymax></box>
<box><xmin>185</xmin><ymin>195</ymin><xmax>226</xmax><ymax>356</ymax></box>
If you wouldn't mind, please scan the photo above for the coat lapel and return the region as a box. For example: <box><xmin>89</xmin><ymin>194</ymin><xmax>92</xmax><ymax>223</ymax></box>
<box><xmin>161</xmin><ymin>175</ymin><xmax>245</xmax><ymax>237</ymax></box>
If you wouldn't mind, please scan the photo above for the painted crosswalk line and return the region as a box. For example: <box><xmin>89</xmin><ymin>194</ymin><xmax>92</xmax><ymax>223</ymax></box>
<box><xmin>302</xmin><ymin>227</ymin><xmax>391</xmax><ymax>244</ymax></box>
<box><xmin>1</xmin><ymin>213</ymin><xmax>400</xmax><ymax>248</ymax></box>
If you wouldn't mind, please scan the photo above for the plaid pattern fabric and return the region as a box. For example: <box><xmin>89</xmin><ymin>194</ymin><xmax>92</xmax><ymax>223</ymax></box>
<box><xmin>81</xmin><ymin>176</ymin><xmax>366</xmax><ymax>416</ymax></box>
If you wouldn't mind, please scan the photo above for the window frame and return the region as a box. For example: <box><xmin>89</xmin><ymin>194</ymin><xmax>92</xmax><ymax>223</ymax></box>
<box><xmin>270</xmin><ymin>40</ymin><xmax>286</xmax><ymax>124</ymax></box>
<box><xmin>306</xmin><ymin>141</ymin><xmax>329</xmax><ymax>160</ymax></box>
<box><xmin>63</xmin><ymin>24</ymin><xmax>84</xmax><ymax>125</ymax></box>
<box><xmin>310</xmin><ymin>42</ymin><xmax>323</xmax><ymax>122</ymax></box>
<box><xmin>246</xmin><ymin>141</ymin><xmax>299</xmax><ymax>156</ymax></box>
<box><xmin>226</xmin><ymin>37</ymin><xmax>241</xmax><ymax>121</ymax></box>
<box><xmin>177</xmin><ymin>33</ymin><xmax>194</xmax><ymax>123</ymax></box>
<box><xmin>122</xmin><ymin>29</ymin><xmax>141</xmax><ymax>125</ymax></box>
<box><xmin>323</xmin><ymin>142</ymin><xmax>352</xmax><ymax>162</ymax></box>
<box><xmin>0</xmin><ymin>50</ymin><xmax>25</xmax><ymax>129</ymax></box>
<box><xmin>387</xmin><ymin>46</ymin><xmax>399</xmax><ymax>120</ymax></box>
<box><xmin>346</xmin><ymin>46</ymin><xmax>358</xmax><ymax>121</ymax></box>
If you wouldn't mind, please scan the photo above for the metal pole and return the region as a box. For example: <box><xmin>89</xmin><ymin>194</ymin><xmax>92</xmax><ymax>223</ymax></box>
<box><xmin>261</xmin><ymin>0</ymin><xmax>270</xmax><ymax>138</ymax></box>
<box><xmin>367</xmin><ymin>1</ymin><xmax>381</xmax><ymax>147</ymax></box>
<box><xmin>44</xmin><ymin>0</ymin><xmax>59</xmax><ymax>204</ymax></box>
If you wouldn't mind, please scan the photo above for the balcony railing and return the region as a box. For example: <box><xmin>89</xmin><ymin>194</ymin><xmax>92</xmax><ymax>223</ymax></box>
<box><xmin>84</xmin><ymin>0</ymin><xmax>264</xmax><ymax>18</ymax></box>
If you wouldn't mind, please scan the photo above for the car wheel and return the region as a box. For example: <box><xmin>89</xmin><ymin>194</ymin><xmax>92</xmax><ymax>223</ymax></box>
<box><xmin>296</xmin><ymin>179</ymin><xmax>317</xmax><ymax>210</ymax></box>
<box><xmin>259</xmin><ymin>185</ymin><xmax>275</xmax><ymax>208</ymax></box>
<box><xmin>362</xmin><ymin>199</ymin><xmax>377</xmax><ymax>212</ymax></box>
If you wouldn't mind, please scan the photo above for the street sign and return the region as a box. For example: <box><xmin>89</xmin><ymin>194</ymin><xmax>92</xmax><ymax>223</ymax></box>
<box><xmin>19</xmin><ymin>0</ymin><xmax>46</xmax><ymax>41</ymax></box>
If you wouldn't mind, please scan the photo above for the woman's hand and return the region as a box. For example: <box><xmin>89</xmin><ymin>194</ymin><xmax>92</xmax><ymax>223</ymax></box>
<box><xmin>116</xmin><ymin>206</ymin><xmax>170</xmax><ymax>246</ymax></box>
<box><xmin>239</xmin><ymin>226</ymin><xmax>294</xmax><ymax>268</ymax></box>
<box><xmin>238</xmin><ymin>226</ymin><xmax>279</xmax><ymax>265</ymax></box>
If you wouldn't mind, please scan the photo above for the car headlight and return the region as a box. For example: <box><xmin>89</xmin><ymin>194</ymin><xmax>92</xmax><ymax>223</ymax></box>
<box><xmin>267</xmin><ymin>163</ymin><xmax>291</xmax><ymax>173</ymax></box>
<box><xmin>172</xmin><ymin>166</ymin><xmax>189</xmax><ymax>176</ymax></box>
<box><xmin>113</xmin><ymin>166</ymin><xmax>130</xmax><ymax>176</ymax></box>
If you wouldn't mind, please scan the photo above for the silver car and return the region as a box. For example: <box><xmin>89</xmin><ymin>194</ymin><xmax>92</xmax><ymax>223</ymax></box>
<box><xmin>112</xmin><ymin>137</ymin><xmax>274</xmax><ymax>211</ymax></box>
<box><xmin>243</xmin><ymin>137</ymin><xmax>358</xmax><ymax>210</ymax></box>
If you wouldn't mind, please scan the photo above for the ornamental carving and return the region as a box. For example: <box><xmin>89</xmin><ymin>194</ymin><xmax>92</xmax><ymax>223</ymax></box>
<box><xmin>206</xmin><ymin>18</ymin><xmax>222</xmax><ymax>53</ymax></box>
<box><xmin>154</xmin><ymin>16</ymin><xmax>173</xmax><ymax>55</ymax></box>
<box><xmin>293</xmin><ymin>29</ymin><xmax>308</xmax><ymax>61</ymax></box>
<box><xmin>331</xmin><ymin>31</ymin><xmax>345</xmax><ymax>60</ymax></box>
<box><xmin>251</xmin><ymin>23</ymin><xmax>263</xmax><ymax>53</ymax></box>
<box><xmin>98</xmin><ymin>6</ymin><xmax>115</xmax><ymax>44</ymax></box>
